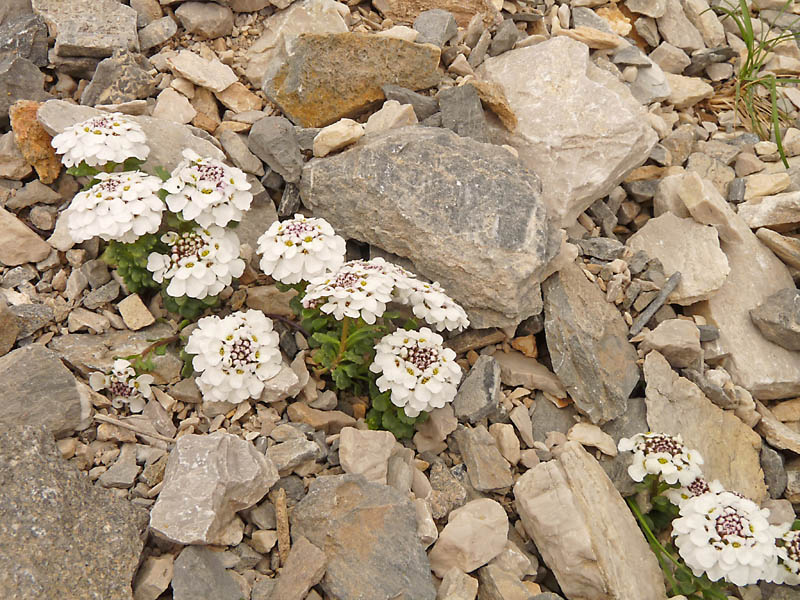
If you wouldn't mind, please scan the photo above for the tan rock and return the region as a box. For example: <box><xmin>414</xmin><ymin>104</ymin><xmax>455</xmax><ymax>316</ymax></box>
<box><xmin>514</xmin><ymin>442</ymin><xmax>667</xmax><ymax>600</ymax></box>
<box><xmin>249</xmin><ymin>529</ymin><xmax>278</xmax><ymax>553</ymax></box>
<box><xmin>678</xmin><ymin>171</ymin><xmax>742</xmax><ymax>242</ymax></box>
<box><xmin>375</xmin><ymin>25</ymin><xmax>419</xmax><ymax>43</ymax></box>
<box><xmin>428</xmin><ymin>498</ymin><xmax>508</xmax><ymax>578</ymax></box>
<box><xmin>559</xmin><ymin>26</ymin><xmax>627</xmax><ymax>49</ymax></box>
<box><xmin>493</xmin><ymin>350</ymin><xmax>566</xmax><ymax>398</ymax></box>
<box><xmin>567</xmin><ymin>422</ymin><xmax>617</xmax><ymax>456</ymax></box>
<box><xmin>744</xmin><ymin>172</ymin><xmax>791</xmax><ymax>200</ymax></box>
<box><xmin>0</xmin><ymin>131</ymin><xmax>32</xmax><ymax>180</ymax></box>
<box><xmin>437</xmin><ymin>567</ymin><xmax>478</xmax><ymax>600</ymax></box>
<box><xmin>489</xmin><ymin>423</ymin><xmax>521</xmax><ymax>465</ymax></box>
<box><xmin>133</xmin><ymin>555</ymin><xmax>174</xmax><ymax>600</ymax></box>
<box><xmin>639</xmin><ymin>319</ymin><xmax>702</xmax><ymax>368</ymax></box>
<box><xmin>313</xmin><ymin>118</ymin><xmax>365</xmax><ymax>157</ymax></box>
<box><xmin>245</xmin><ymin>285</ymin><xmax>296</xmax><ymax>317</ymax></box>
<box><xmin>338</xmin><ymin>427</ymin><xmax>395</xmax><ymax>484</ymax></box>
<box><xmin>364</xmin><ymin>100</ymin><xmax>417</xmax><ymax>136</ymax></box>
<box><xmin>375</xmin><ymin>0</ymin><xmax>497</xmax><ymax>27</ymax></box>
<box><xmin>117</xmin><ymin>294</ymin><xmax>155</xmax><ymax>331</ymax></box>
<box><xmin>286</xmin><ymin>402</ymin><xmax>356</xmax><ymax>433</ymax></box>
<box><xmin>0</xmin><ymin>207</ymin><xmax>52</xmax><ymax>266</ymax></box>
<box><xmin>214</xmin><ymin>82</ymin><xmax>262</xmax><ymax>113</ymax></box>
<box><xmin>771</xmin><ymin>398</ymin><xmax>800</xmax><ymax>422</ymax></box>
<box><xmin>596</xmin><ymin>4</ymin><xmax>632</xmax><ymax>36</ymax></box>
<box><xmin>166</xmin><ymin>50</ymin><xmax>237</xmax><ymax>93</ymax></box>
<box><xmin>756</xmin><ymin>227</ymin><xmax>800</xmax><ymax>270</ymax></box>
<box><xmin>664</xmin><ymin>73</ymin><xmax>714</xmax><ymax>108</ymax></box>
<box><xmin>9</xmin><ymin>100</ymin><xmax>60</xmax><ymax>184</ymax></box>
<box><xmin>644</xmin><ymin>351</ymin><xmax>767</xmax><ymax>501</ymax></box>
<box><xmin>465</xmin><ymin>79</ymin><xmax>517</xmax><ymax>132</ymax></box>
<box><xmin>267</xmin><ymin>536</ymin><xmax>326</xmax><ymax>600</ymax></box>
<box><xmin>683</xmin><ymin>0</ymin><xmax>725</xmax><ymax>48</ymax></box>
<box><xmin>152</xmin><ymin>88</ymin><xmax>196</xmax><ymax>124</ymax></box>
<box><xmin>738</xmin><ymin>191</ymin><xmax>800</xmax><ymax>230</ymax></box>
<box><xmin>757</xmin><ymin>400</ymin><xmax>800</xmax><ymax>454</ymax></box>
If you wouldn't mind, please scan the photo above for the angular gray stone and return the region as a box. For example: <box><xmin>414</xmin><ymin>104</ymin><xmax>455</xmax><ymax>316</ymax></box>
<box><xmin>38</xmin><ymin>99</ymin><xmax>225</xmax><ymax>172</ymax></box>
<box><xmin>0</xmin><ymin>344</ymin><xmax>90</xmax><ymax>438</ymax></box>
<box><xmin>599</xmin><ymin>397</ymin><xmax>648</xmax><ymax>496</ymax></box>
<box><xmin>0</xmin><ymin>425</ymin><xmax>148</xmax><ymax>598</ymax></box>
<box><xmin>300</xmin><ymin>126</ymin><xmax>560</xmax><ymax>329</ymax></box>
<box><xmin>761</xmin><ymin>444</ymin><xmax>787</xmax><ymax>500</ymax></box>
<box><xmin>172</xmin><ymin>546</ymin><xmax>241</xmax><ymax>600</ymax></box>
<box><xmin>248</xmin><ymin>116</ymin><xmax>303</xmax><ymax>183</ymax></box>
<box><xmin>218</xmin><ymin>129</ymin><xmax>264</xmax><ymax>176</ymax></box>
<box><xmin>83</xmin><ymin>279</ymin><xmax>120</xmax><ymax>309</ymax></box>
<box><xmin>382</xmin><ymin>84</ymin><xmax>439</xmax><ymax>121</ymax></box>
<box><xmin>0</xmin><ymin>56</ymin><xmax>49</xmax><ymax>127</ymax></box>
<box><xmin>0</xmin><ymin>298</ymin><xmax>18</xmax><ymax>356</ymax></box>
<box><xmin>0</xmin><ymin>0</ymin><xmax>32</xmax><ymax>27</ymax></box>
<box><xmin>656</xmin><ymin>0</ymin><xmax>705</xmax><ymax>52</ymax></box>
<box><xmin>80</xmin><ymin>51</ymin><xmax>156</xmax><ymax>106</ymax></box>
<box><xmin>138</xmin><ymin>16</ymin><xmax>177</xmax><ymax>52</ymax></box>
<box><xmin>530</xmin><ymin>393</ymin><xmax>579</xmax><ymax>444</ymax></box>
<box><xmin>488</xmin><ymin>19</ymin><xmax>520</xmax><ymax>57</ymax></box>
<box><xmin>750</xmin><ymin>288</ymin><xmax>800</xmax><ymax>351</ymax></box>
<box><xmin>438</xmin><ymin>84</ymin><xmax>489</xmax><ymax>143</ymax></box>
<box><xmin>453</xmin><ymin>355</ymin><xmax>500</xmax><ymax>424</ymax></box>
<box><xmin>0</xmin><ymin>13</ymin><xmax>47</xmax><ymax>66</ymax></box>
<box><xmin>149</xmin><ymin>432</ymin><xmax>279</xmax><ymax>545</ymax></box>
<box><xmin>479</xmin><ymin>37</ymin><xmax>657</xmax><ymax>228</ymax></box>
<box><xmin>413</xmin><ymin>9</ymin><xmax>457</xmax><ymax>47</ymax></box>
<box><xmin>542</xmin><ymin>261</ymin><xmax>640</xmax><ymax>424</ymax></box>
<box><xmin>0</xmin><ymin>206</ymin><xmax>51</xmax><ymax>264</ymax></box>
<box><xmin>291</xmin><ymin>474</ymin><xmax>436</xmax><ymax>600</ymax></box>
<box><xmin>454</xmin><ymin>425</ymin><xmax>513</xmax><ymax>491</ymax></box>
<box><xmin>9</xmin><ymin>303</ymin><xmax>54</xmax><ymax>338</ymax></box>
<box><xmin>477</xmin><ymin>564</ymin><xmax>533</xmax><ymax>599</ymax></box>
<box><xmin>266</xmin><ymin>437</ymin><xmax>319</xmax><ymax>473</ymax></box>
<box><xmin>427</xmin><ymin>460</ymin><xmax>467</xmax><ymax>520</ymax></box>
<box><xmin>175</xmin><ymin>1</ymin><xmax>233</xmax><ymax>39</ymax></box>
<box><xmin>98</xmin><ymin>443</ymin><xmax>141</xmax><ymax>488</ymax></box>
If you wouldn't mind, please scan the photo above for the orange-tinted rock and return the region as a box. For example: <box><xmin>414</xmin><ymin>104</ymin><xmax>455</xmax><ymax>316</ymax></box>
<box><xmin>263</xmin><ymin>33</ymin><xmax>441</xmax><ymax>128</ymax></box>
<box><xmin>9</xmin><ymin>100</ymin><xmax>61</xmax><ymax>184</ymax></box>
<box><xmin>374</xmin><ymin>0</ymin><xmax>497</xmax><ymax>27</ymax></box>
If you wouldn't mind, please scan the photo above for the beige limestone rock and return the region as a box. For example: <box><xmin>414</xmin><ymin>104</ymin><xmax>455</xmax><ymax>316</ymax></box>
<box><xmin>375</xmin><ymin>25</ymin><xmax>419</xmax><ymax>43</ymax></box>
<box><xmin>364</xmin><ymin>100</ymin><xmax>418</xmax><ymax>135</ymax></box>
<box><xmin>627</xmin><ymin>212</ymin><xmax>729</xmax><ymax>305</ymax></box>
<box><xmin>338</xmin><ymin>427</ymin><xmax>395</xmax><ymax>484</ymax></box>
<box><xmin>683</xmin><ymin>0</ymin><xmax>725</xmax><ymax>48</ymax></box>
<box><xmin>214</xmin><ymin>82</ymin><xmax>262</xmax><ymax>113</ymax></box>
<box><xmin>267</xmin><ymin>536</ymin><xmax>327</xmax><ymax>600</ymax></box>
<box><xmin>757</xmin><ymin>401</ymin><xmax>800</xmax><ymax>454</ymax></box>
<box><xmin>437</xmin><ymin>567</ymin><xmax>478</xmax><ymax>600</ymax></box>
<box><xmin>286</xmin><ymin>402</ymin><xmax>356</xmax><ymax>433</ymax></box>
<box><xmin>313</xmin><ymin>118</ymin><xmax>365</xmax><ymax>157</ymax></box>
<box><xmin>664</xmin><ymin>73</ymin><xmax>713</xmax><ymax>108</ymax></box>
<box><xmin>166</xmin><ymin>50</ymin><xmax>237</xmax><ymax>93</ymax></box>
<box><xmin>639</xmin><ymin>319</ymin><xmax>702</xmax><ymax>368</ymax></box>
<box><xmin>0</xmin><ymin>207</ymin><xmax>52</xmax><ymax>266</ymax></box>
<box><xmin>117</xmin><ymin>294</ymin><xmax>155</xmax><ymax>331</ymax></box>
<box><xmin>427</xmin><ymin>498</ymin><xmax>508</xmax><ymax>578</ymax></box>
<box><xmin>489</xmin><ymin>423</ymin><xmax>521</xmax><ymax>465</ymax></box>
<box><xmin>493</xmin><ymin>350</ymin><xmax>566</xmax><ymax>398</ymax></box>
<box><xmin>567</xmin><ymin>422</ymin><xmax>617</xmax><ymax>456</ymax></box>
<box><xmin>656</xmin><ymin>0</ymin><xmax>704</xmax><ymax>52</ymax></box>
<box><xmin>644</xmin><ymin>351</ymin><xmax>767</xmax><ymax>501</ymax></box>
<box><xmin>478</xmin><ymin>37</ymin><xmax>657</xmax><ymax>228</ymax></box>
<box><xmin>514</xmin><ymin>441</ymin><xmax>667</xmax><ymax>600</ymax></box>
<box><xmin>738</xmin><ymin>191</ymin><xmax>800</xmax><ymax>230</ymax></box>
<box><xmin>133</xmin><ymin>554</ymin><xmax>173</xmax><ymax>600</ymax></box>
<box><xmin>744</xmin><ymin>172</ymin><xmax>791</xmax><ymax>200</ymax></box>
<box><xmin>756</xmin><ymin>228</ymin><xmax>800</xmax><ymax>270</ymax></box>
<box><xmin>678</xmin><ymin>172</ymin><xmax>742</xmax><ymax>243</ymax></box>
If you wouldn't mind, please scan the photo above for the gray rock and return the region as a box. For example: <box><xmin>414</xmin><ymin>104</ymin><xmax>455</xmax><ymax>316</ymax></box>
<box><xmin>5</xmin><ymin>180</ymin><xmax>61</xmax><ymax>210</ymax></box>
<box><xmin>530</xmin><ymin>393</ymin><xmax>579</xmax><ymax>444</ymax></box>
<box><xmin>235</xmin><ymin>192</ymin><xmax>278</xmax><ymax>254</ymax></box>
<box><xmin>759</xmin><ymin>582</ymin><xmax>800</xmax><ymax>600</ymax></box>
<box><xmin>0</xmin><ymin>344</ymin><xmax>90</xmax><ymax>438</ymax></box>
<box><xmin>629</xmin><ymin>56</ymin><xmax>671</xmax><ymax>105</ymax></box>
<box><xmin>278</xmin><ymin>182</ymin><xmax>301</xmax><ymax>217</ymax></box>
<box><xmin>291</xmin><ymin>474</ymin><xmax>436</xmax><ymax>600</ymax></box>
<box><xmin>37</xmin><ymin>99</ymin><xmax>225</xmax><ymax>172</ymax></box>
<box><xmin>479</xmin><ymin>37</ymin><xmax>657</xmax><ymax>228</ymax></box>
<box><xmin>542</xmin><ymin>261</ymin><xmax>640</xmax><ymax>424</ymax></box>
<box><xmin>656</xmin><ymin>0</ymin><xmax>704</xmax><ymax>53</ymax></box>
<box><xmin>149</xmin><ymin>432</ymin><xmax>279</xmax><ymax>545</ymax></box>
<box><xmin>750</xmin><ymin>288</ymin><xmax>800</xmax><ymax>351</ymax></box>
<box><xmin>382</xmin><ymin>84</ymin><xmax>439</xmax><ymax>121</ymax></box>
<box><xmin>413</xmin><ymin>9</ymin><xmax>457</xmax><ymax>47</ymax></box>
<box><xmin>300</xmin><ymin>126</ymin><xmax>560</xmax><ymax>330</ymax></box>
<box><xmin>82</xmin><ymin>279</ymin><xmax>120</xmax><ymax>309</ymax></box>
<box><xmin>761</xmin><ymin>444</ymin><xmax>787</xmax><ymax>499</ymax></box>
<box><xmin>437</xmin><ymin>84</ymin><xmax>489</xmax><ymax>143</ymax></box>
<box><xmin>575</xmin><ymin>237</ymin><xmax>624</xmax><ymax>261</ymax></box>
<box><xmin>266</xmin><ymin>437</ymin><xmax>319</xmax><ymax>473</ymax></box>
<box><xmin>488</xmin><ymin>19</ymin><xmax>520</xmax><ymax>57</ymax></box>
<box><xmin>175</xmin><ymin>1</ymin><xmax>233</xmax><ymax>39</ymax></box>
<box><xmin>218</xmin><ymin>130</ymin><xmax>264</xmax><ymax>176</ymax></box>
<box><xmin>0</xmin><ymin>56</ymin><xmax>49</xmax><ymax>127</ymax></box>
<box><xmin>0</xmin><ymin>0</ymin><xmax>32</xmax><ymax>27</ymax></box>
<box><xmin>572</xmin><ymin>7</ymin><xmax>613</xmax><ymax>33</ymax></box>
<box><xmin>98</xmin><ymin>443</ymin><xmax>141</xmax><ymax>488</ymax></box>
<box><xmin>453</xmin><ymin>355</ymin><xmax>501</xmax><ymax>424</ymax></box>
<box><xmin>138</xmin><ymin>16</ymin><xmax>177</xmax><ymax>52</ymax></box>
<box><xmin>9</xmin><ymin>302</ymin><xmax>54</xmax><ymax>337</ymax></box>
<box><xmin>532</xmin><ymin>595</ymin><xmax>565</xmax><ymax>600</ymax></box>
<box><xmin>599</xmin><ymin>397</ymin><xmax>648</xmax><ymax>496</ymax></box>
<box><xmin>427</xmin><ymin>460</ymin><xmax>468</xmax><ymax>520</ymax></box>
<box><xmin>80</xmin><ymin>51</ymin><xmax>156</xmax><ymax>106</ymax></box>
<box><xmin>0</xmin><ymin>13</ymin><xmax>47</xmax><ymax>66</ymax></box>
<box><xmin>32</xmin><ymin>0</ymin><xmax>139</xmax><ymax>59</ymax></box>
<box><xmin>0</xmin><ymin>425</ymin><xmax>148</xmax><ymax>599</ymax></box>
<box><xmin>81</xmin><ymin>259</ymin><xmax>111</xmax><ymax>288</ymax></box>
<box><xmin>172</xmin><ymin>546</ymin><xmax>242</xmax><ymax>600</ymax></box>
<box><xmin>477</xmin><ymin>564</ymin><xmax>534</xmax><ymax>599</ymax></box>
<box><xmin>248</xmin><ymin>116</ymin><xmax>303</xmax><ymax>183</ymax></box>
<box><xmin>0</xmin><ymin>298</ymin><xmax>18</xmax><ymax>356</ymax></box>
<box><xmin>454</xmin><ymin>425</ymin><xmax>513</xmax><ymax>491</ymax></box>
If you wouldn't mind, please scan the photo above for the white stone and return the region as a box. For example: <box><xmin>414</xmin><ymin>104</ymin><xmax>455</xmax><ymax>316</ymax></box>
<box><xmin>566</xmin><ymin>422</ymin><xmax>618</xmax><ymax>456</ymax></box>
<box><xmin>166</xmin><ymin>50</ymin><xmax>237</xmax><ymax>92</ymax></box>
<box><xmin>488</xmin><ymin>540</ymin><xmax>535</xmax><ymax>579</ymax></box>
<box><xmin>627</xmin><ymin>211</ymin><xmax>730</xmax><ymax>305</ymax></box>
<box><xmin>338</xmin><ymin>427</ymin><xmax>395</xmax><ymax>484</ymax></box>
<box><xmin>375</xmin><ymin>25</ymin><xmax>418</xmax><ymax>43</ymax></box>
<box><xmin>437</xmin><ymin>568</ymin><xmax>478</xmax><ymax>600</ymax></box>
<box><xmin>414</xmin><ymin>498</ymin><xmax>438</xmax><ymax>549</ymax></box>
<box><xmin>489</xmin><ymin>423</ymin><xmax>520</xmax><ymax>465</ymax></box>
<box><xmin>664</xmin><ymin>73</ymin><xmax>714</xmax><ymax>108</ymax></box>
<box><xmin>683</xmin><ymin>0</ymin><xmax>725</xmax><ymax>48</ymax></box>
<box><xmin>638</xmin><ymin>319</ymin><xmax>702</xmax><ymax>368</ymax></box>
<box><xmin>656</xmin><ymin>0</ymin><xmax>705</xmax><ymax>52</ymax></box>
<box><xmin>509</xmin><ymin>404</ymin><xmax>534</xmax><ymax>448</ymax></box>
<box><xmin>744</xmin><ymin>172</ymin><xmax>791</xmax><ymax>200</ymax></box>
<box><xmin>427</xmin><ymin>498</ymin><xmax>509</xmax><ymax>578</ymax></box>
<box><xmin>312</xmin><ymin>118</ymin><xmax>365</xmax><ymax>158</ymax></box>
<box><xmin>678</xmin><ymin>171</ymin><xmax>742</xmax><ymax>243</ymax></box>
<box><xmin>738</xmin><ymin>191</ymin><xmax>800</xmax><ymax>230</ymax></box>
<box><xmin>364</xmin><ymin>100</ymin><xmax>418</xmax><ymax>136</ymax></box>
<box><xmin>649</xmin><ymin>42</ymin><xmax>690</xmax><ymax>74</ymax></box>
<box><xmin>152</xmin><ymin>88</ymin><xmax>196</xmax><ymax>124</ymax></box>
<box><xmin>514</xmin><ymin>442</ymin><xmax>667</xmax><ymax>600</ymax></box>
<box><xmin>478</xmin><ymin>36</ymin><xmax>657</xmax><ymax>227</ymax></box>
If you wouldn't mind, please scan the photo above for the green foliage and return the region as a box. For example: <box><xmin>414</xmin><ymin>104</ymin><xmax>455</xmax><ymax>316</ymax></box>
<box><xmin>365</xmin><ymin>379</ymin><xmax>429</xmax><ymax>439</ymax></box>
<box><xmin>154</xmin><ymin>165</ymin><xmax>171</xmax><ymax>181</ymax></box>
<box><xmin>162</xmin><ymin>291</ymin><xmax>219</xmax><ymax>320</ymax></box>
<box><xmin>101</xmin><ymin>236</ymin><xmax>163</xmax><ymax>293</ymax></box>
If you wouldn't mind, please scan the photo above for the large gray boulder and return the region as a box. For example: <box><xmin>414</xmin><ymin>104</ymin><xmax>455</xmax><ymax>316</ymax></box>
<box><xmin>300</xmin><ymin>126</ymin><xmax>561</xmax><ymax>329</ymax></box>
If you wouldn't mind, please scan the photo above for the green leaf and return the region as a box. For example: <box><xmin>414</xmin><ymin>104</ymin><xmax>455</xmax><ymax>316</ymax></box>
<box><xmin>331</xmin><ymin>367</ymin><xmax>351</xmax><ymax>390</ymax></box>
<box><xmin>312</xmin><ymin>332</ymin><xmax>341</xmax><ymax>347</ymax></box>
<box><xmin>154</xmin><ymin>165</ymin><xmax>171</xmax><ymax>181</ymax></box>
<box><xmin>157</xmin><ymin>188</ymin><xmax>169</xmax><ymax>202</ymax></box>
<box><xmin>154</xmin><ymin>344</ymin><xmax>167</xmax><ymax>356</ymax></box>
<box><xmin>371</xmin><ymin>390</ymin><xmax>391</xmax><ymax>412</ymax></box>
<box><xmin>365</xmin><ymin>408</ymin><xmax>383</xmax><ymax>430</ymax></box>
<box><xmin>122</xmin><ymin>157</ymin><xmax>145</xmax><ymax>171</ymax></box>
<box><xmin>66</xmin><ymin>161</ymin><xmax>100</xmax><ymax>178</ymax></box>
<box><xmin>395</xmin><ymin>407</ymin><xmax>417</xmax><ymax>425</ymax></box>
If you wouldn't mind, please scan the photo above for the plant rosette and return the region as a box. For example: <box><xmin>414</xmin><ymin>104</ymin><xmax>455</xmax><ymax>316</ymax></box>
<box><xmin>89</xmin><ymin>358</ymin><xmax>154</xmax><ymax>413</ymax></box>
<box><xmin>65</xmin><ymin>171</ymin><xmax>165</xmax><ymax>244</ymax></box>
<box><xmin>185</xmin><ymin>310</ymin><xmax>282</xmax><ymax>404</ymax></box>
<box><xmin>163</xmin><ymin>149</ymin><xmax>252</xmax><ymax>228</ymax></box>
<box><xmin>51</xmin><ymin>113</ymin><xmax>149</xmax><ymax>169</ymax></box>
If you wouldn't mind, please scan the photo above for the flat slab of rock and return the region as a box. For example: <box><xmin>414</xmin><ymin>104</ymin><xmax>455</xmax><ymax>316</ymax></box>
<box><xmin>291</xmin><ymin>474</ymin><xmax>436</xmax><ymax>600</ymax></box>
<box><xmin>738</xmin><ymin>191</ymin><xmax>800</xmax><ymax>230</ymax></box>
<box><xmin>149</xmin><ymin>432</ymin><xmax>278</xmax><ymax>545</ymax></box>
<box><xmin>644</xmin><ymin>350</ymin><xmax>767</xmax><ymax>501</ymax></box>
<box><xmin>266</xmin><ymin>536</ymin><xmax>326</xmax><ymax>600</ymax></box>
<box><xmin>479</xmin><ymin>37</ymin><xmax>657</xmax><ymax>227</ymax></box>
<box><xmin>750</xmin><ymin>288</ymin><xmax>800</xmax><ymax>351</ymax></box>
<box><xmin>0</xmin><ymin>206</ymin><xmax>52</xmax><ymax>266</ymax></box>
<box><xmin>454</xmin><ymin>425</ymin><xmax>514</xmax><ymax>491</ymax></box>
<box><xmin>514</xmin><ymin>441</ymin><xmax>666</xmax><ymax>600</ymax></box>
<box><xmin>0</xmin><ymin>344</ymin><xmax>90</xmax><ymax>438</ymax></box>
<box><xmin>172</xmin><ymin>546</ymin><xmax>242</xmax><ymax>600</ymax></box>
<box><xmin>339</xmin><ymin>427</ymin><xmax>395</xmax><ymax>484</ymax></box>
<box><xmin>37</xmin><ymin>99</ymin><xmax>224</xmax><ymax>172</ymax></box>
<box><xmin>542</xmin><ymin>261</ymin><xmax>640</xmax><ymax>424</ymax></box>
<box><xmin>375</xmin><ymin>0</ymin><xmax>497</xmax><ymax>26</ymax></box>
<box><xmin>0</xmin><ymin>425</ymin><xmax>148</xmax><ymax>598</ymax></box>
<box><xmin>263</xmin><ymin>32</ymin><xmax>441</xmax><ymax>127</ymax></box>
<box><xmin>627</xmin><ymin>212</ymin><xmax>729</xmax><ymax>305</ymax></box>
<box><xmin>300</xmin><ymin>126</ymin><xmax>560</xmax><ymax>329</ymax></box>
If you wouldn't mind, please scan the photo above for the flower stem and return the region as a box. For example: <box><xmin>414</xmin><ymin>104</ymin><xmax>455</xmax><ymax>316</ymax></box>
<box><xmin>313</xmin><ymin>315</ymin><xmax>351</xmax><ymax>377</ymax></box>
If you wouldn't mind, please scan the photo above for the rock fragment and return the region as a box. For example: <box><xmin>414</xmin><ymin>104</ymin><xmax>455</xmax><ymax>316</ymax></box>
<box><xmin>339</xmin><ymin>427</ymin><xmax>395</xmax><ymax>484</ymax></box>
<box><xmin>750</xmin><ymin>288</ymin><xmax>800</xmax><ymax>351</ymax></box>
<box><xmin>172</xmin><ymin>546</ymin><xmax>242</xmax><ymax>600</ymax></box>
<box><xmin>266</xmin><ymin>536</ymin><xmax>326</xmax><ymax>600</ymax></box>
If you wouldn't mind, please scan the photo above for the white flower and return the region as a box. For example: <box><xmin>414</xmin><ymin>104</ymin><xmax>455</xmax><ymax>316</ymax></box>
<box><xmin>369</xmin><ymin>327</ymin><xmax>461</xmax><ymax>418</ymax></box>
<box><xmin>51</xmin><ymin>113</ymin><xmax>149</xmax><ymax>168</ymax></box>
<box><xmin>672</xmin><ymin>490</ymin><xmax>781</xmax><ymax>586</ymax></box>
<box><xmin>402</xmin><ymin>279</ymin><xmax>470</xmax><ymax>332</ymax></box>
<box><xmin>88</xmin><ymin>358</ymin><xmax>153</xmax><ymax>413</ymax></box>
<box><xmin>618</xmin><ymin>432</ymin><xmax>704</xmax><ymax>486</ymax></box>
<box><xmin>185</xmin><ymin>310</ymin><xmax>282</xmax><ymax>404</ymax></box>
<box><xmin>146</xmin><ymin>225</ymin><xmax>245</xmax><ymax>299</ymax></box>
<box><xmin>64</xmin><ymin>171</ymin><xmax>165</xmax><ymax>243</ymax></box>
<box><xmin>664</xmin><ymin>477</ymin><xmax>725</xmax><ymax>507</ymax></box>
<box><xmin>257</xmin><ymin>214</ymin><xmax>346</xmax><ymax>284</ymax></box>
<box><xmin>773</xmin><ymin>529</ymin><xmax>800</xmax><ymax>585</ymax></box>
<box><xmin>303</xmin><ymin>259</ymin><xmax>396</xmax><ymax>324</ymax></box>
<box><xmin>163</xmin><ymin>149</ymin><xmax>252</xmax><ymax>228</ymax></box>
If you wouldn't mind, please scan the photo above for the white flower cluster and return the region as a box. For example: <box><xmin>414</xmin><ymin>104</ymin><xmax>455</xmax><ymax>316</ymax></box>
<box><xmin>185</xmin><ymin>310</ymin><xmax>282</xmax><ymax>403</ymax></box>
<box><xmin>673</xmin><ymin>490</ymin><xmax>782</xmax><ymax>586</ymax></box>
<box><xmin>257</xmin><ymin>214</ymin><xmax>346</xmax><ymax>284</ymax></box>
<box><xmin>301</xmin><ymin>257</ymin><xmax>469</xmax><ymax>331</ymax></box>
<box><xmin>52</xmin><ymin>113</ymin><xmax>149</xmax><ymax>168</ymax></box>
<box><xmin>164</xmin><ymin>149</ymin><xmax>252</xmax><ymax>228</ymax></box>
<box><xmin>147</xmin><ymin>226</ymin><xmax>244</xmax><ymax>299</ymax></box>
<box><xmin>369</xmin><ymin>327</ymin><xmax>461</xmax><ymax>417</ymax></box>
<box><xmin>618</xmin><ymin>432</ymin><xmax>704</xmax><ymax>486</ymax></box>
<box><xmin>65</xmin><ymin>171</ymin><xmax>165</xmax><ymax>243</ymax></box>
<box><xmin>774</xmin><ymin>529</ymin><xmax>800</xmax><ymax>585</ymax></box>
<box><xmin>89</xmin><ymin>359</ymin><xmax>153</xmax><ymax>413</ymax></box>
<box><xmin>664</xmin><ymin>476</ymin><xmax>724</xmax><ymax>507</ymax></box>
